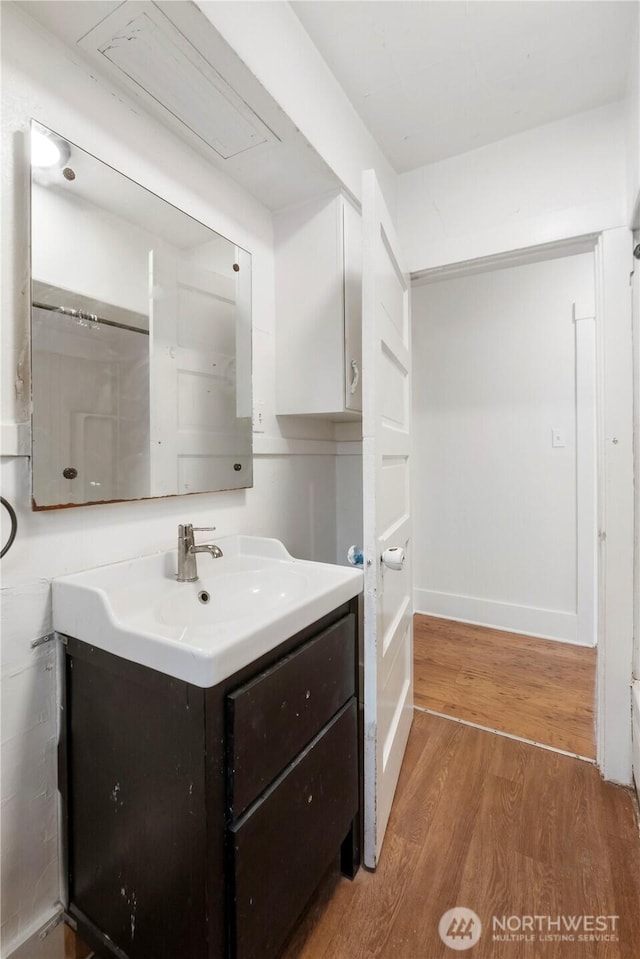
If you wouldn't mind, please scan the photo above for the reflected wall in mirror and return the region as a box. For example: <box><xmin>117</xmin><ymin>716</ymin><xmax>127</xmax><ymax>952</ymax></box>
<box><xmin>30</xmin><ymin>120</ymin><xmax>252</xmax><ymax>510</ymax></box>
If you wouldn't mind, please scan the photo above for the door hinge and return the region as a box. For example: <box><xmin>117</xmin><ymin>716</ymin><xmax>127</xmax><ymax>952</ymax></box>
<box><xmin>30</xmin><ymin>631</ymin><xmax>58</xmax><ymax>649</ymax></box>
<box><xmin>38</xmin><ymin>911</ymin><xmax>64</xmax><ymax>940</ymax></box>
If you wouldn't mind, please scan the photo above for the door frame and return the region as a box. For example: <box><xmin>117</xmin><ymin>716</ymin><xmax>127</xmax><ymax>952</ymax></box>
<box><xmin>594</xmin><ymin>228</ymin><xmax>634</xmax><ymax>784</ymax></box>
<box><xmin>411</xmin><ymin>227</ymin><xmax>635</xmax><ymax>785</ymax></box>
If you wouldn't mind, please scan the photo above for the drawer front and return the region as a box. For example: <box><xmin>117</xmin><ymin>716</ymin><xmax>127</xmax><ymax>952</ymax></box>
<box><xmin>226</xmin><ymin>613</ymin><xmax>355</xmax><ymax>817</ymax></box>
<box><xmin>229</xmin><ymin>699</ymin><xmax>358</xmax><ymax>959</ymax></box>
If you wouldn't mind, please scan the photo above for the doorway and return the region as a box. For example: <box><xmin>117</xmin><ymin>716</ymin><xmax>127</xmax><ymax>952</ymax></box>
<box><xmin>410</xmin><ymin>247</ymin><xmax>598</xmax><ymax>757</ymax></box>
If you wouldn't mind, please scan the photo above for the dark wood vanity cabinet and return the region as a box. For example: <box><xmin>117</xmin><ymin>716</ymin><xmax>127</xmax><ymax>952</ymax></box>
<box><xmin>60</xmin><ymin>599</ymin><xmax>361</xmax><ymax>959</ymax></box>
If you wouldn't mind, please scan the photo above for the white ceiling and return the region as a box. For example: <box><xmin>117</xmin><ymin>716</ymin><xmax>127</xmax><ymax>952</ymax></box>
<box><xmin>292</xmin><ymin>0</ymin><xmax>638</xmax><ymax>173</ymax></box>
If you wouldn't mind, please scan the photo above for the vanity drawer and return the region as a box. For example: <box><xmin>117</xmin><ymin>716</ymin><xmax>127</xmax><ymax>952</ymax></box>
<box><xmin>226</xmin><ymin>613</ymin><xmax>355</xmax><ymax>817</ymax></box>
<box><xmin>228</xmin><ymin>699</ymin><xmax>358</xmax><ymax>959</ymax></box>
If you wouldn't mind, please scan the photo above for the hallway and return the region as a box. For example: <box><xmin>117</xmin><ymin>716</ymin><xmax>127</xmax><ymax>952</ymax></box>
<box><xmin>414</xmin><ymin>615</ymin><xmax>596</xmax><ymax>759</ymax></box>
<box><xmin>281</xmin><ymin>711</ymin><xmax>640</xmax><ymax>959</ymax></box>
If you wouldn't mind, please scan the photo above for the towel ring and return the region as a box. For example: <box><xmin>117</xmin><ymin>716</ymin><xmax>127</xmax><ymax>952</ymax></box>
<box><xmin>1</xmin><ymin>496</ymin><xmax>17</xmax><ymax>559</ymax></box>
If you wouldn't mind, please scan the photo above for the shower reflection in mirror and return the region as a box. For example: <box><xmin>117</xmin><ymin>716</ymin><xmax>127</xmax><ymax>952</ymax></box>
<box><xmin>30</xmin><ymin>120</ymin><xmax>253</xmax><ymax>510</ymax></box>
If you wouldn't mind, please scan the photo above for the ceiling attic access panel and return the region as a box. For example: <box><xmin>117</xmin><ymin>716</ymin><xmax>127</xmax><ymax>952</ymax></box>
<box><xmin>22</xmin><ymin>0</ymin><xmax>342</xmax><ymax>209</ymax></box>
<box><xmin>77</xmin><ymin>1</ymin><xmax>278</xmax><ymax>161</ymax></box>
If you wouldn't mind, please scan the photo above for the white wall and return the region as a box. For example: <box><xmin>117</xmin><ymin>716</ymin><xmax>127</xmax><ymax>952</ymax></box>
<box><xmin>412</xmin><ymin>252</ymin><xmax>596</xmax><ymax>643</ymax></box>
<box><xmin>626</xmin><ymin>9</ymin><xmax>640</xmax><ymax>227</ymax></box>
<box><xmin>335</xmin><ymin>450</ymin><xmax>363</xmax><ymax>568</ymax></box>
<box><xmin>0</xmin><ymin>7</ymin><xmax>339</xmax><ymax>955</ymax></box>
<box><xmin>398</xmin><ymin>102</ymin><xmax>627</xmax><ymax>274</ymax></box>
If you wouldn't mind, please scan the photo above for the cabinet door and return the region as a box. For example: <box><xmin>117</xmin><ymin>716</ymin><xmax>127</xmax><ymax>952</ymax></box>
<box><xmin>227</xmin><ymin>614</ymin><xmax>355</xmax><ymax>817</ymax></box>
<box><xmin>343</xmin><ymin>199</ymin><xmax>362</xmax><ymax>412</ymax></box>
<box><xmin>275</xmin><ymin>195</ymin><xmax>345</xmax><ymax>416</ymax></box>
<box><xmin>275</xmin><ymin>193</ymin><xmax>363</xmax><ymax>418</ymax></box>
<box><xmin>229</xmin><ymin>700</ymin><xmax>358</xmax><ymax>959</ymax></box>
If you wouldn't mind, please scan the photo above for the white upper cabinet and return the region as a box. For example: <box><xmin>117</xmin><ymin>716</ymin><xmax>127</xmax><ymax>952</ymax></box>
<box><xmin>275</xmin><ymin>193</ymin><xmax>362</xmax><ymax>418</ymax></box>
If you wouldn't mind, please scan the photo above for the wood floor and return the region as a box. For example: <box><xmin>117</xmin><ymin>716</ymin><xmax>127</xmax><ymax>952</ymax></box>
<box><xmin>281</xmin><ymin>711</ymin><xmax>640</xmax><ymax>959</ymax></box>
<box><xmin>414</xmin><ymin>615</ymin><xmax>596</xmax><ymax>759</ymax></box>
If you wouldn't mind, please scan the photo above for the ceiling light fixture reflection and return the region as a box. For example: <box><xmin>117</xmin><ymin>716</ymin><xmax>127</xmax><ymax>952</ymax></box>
<box><xmin>31</xmin><ymin>127</ymin><xmax>71</xmax><ymax>169</ymax></box>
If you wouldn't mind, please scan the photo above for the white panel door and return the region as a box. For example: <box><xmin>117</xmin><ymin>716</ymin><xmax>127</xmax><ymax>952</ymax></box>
<box><xmin>149</xmin><ymin>251</ymin><xmax>251</xmax><ymax>496</ymax></box>
<box><xmin>362</xmin><ymin>169</ymin><xmax>414</xmax><ymax>868</ymax></box>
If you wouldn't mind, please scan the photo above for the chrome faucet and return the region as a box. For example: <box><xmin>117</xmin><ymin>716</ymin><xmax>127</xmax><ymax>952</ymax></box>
<box><xmin>177</xmin><ymin>524</ymin><xmax>223</xmax><ymax>582</ymax></box>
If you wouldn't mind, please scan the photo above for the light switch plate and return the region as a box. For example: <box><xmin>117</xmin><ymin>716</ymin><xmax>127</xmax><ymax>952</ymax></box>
<box><xmin>253</xmin><ymin>403</ymin><xmax>265</xmax><ymax>434</ymax></box>
<box><xmin>552</xmin><ymin>428</ymin><xmax>566</xmax><ymax>448</ymax></box>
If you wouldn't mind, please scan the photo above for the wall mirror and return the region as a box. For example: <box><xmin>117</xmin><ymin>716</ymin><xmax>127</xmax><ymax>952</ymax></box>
<box><xmin>30</xmin><ymin>120</ymin><xmax>252</xmax><ymax>510</ymax></box>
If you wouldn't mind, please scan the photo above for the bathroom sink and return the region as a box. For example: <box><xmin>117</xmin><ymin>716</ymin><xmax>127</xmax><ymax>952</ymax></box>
<box><xmin>155</xmin><ymin>566</ymin><xmax>310</xmax><ymax>628</ymax></box>
<box><xmin>52</xmin><ymin>536</ymin><xmax>363</xmax><ymax>687</ymax></box>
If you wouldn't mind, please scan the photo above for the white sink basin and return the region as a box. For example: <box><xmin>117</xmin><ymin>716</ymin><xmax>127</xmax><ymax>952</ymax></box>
<box><xmin>52</xmin><ymin>536</ymin><xmax>363</xmax><ymax>687</ymax></box>
<box><xmin>155</xmin><ymin>566</ymin><xmax>310</xmax><ymax>628</ymax></box>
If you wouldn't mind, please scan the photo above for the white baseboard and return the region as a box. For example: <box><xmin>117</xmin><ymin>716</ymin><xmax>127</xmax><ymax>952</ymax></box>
<box><xmin>414</xmin><ymin>588</ymin><xmax>588</xmax><ymax>646</ymax></box>
<box><xmin>632</xmin><ymin>682</ymin><xmax>640</xmax><ymax>808</ymax></box>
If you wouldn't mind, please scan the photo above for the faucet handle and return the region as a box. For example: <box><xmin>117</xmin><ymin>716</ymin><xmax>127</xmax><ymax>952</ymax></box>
<box><xmin>192</xmin><ymin>526</ymin><xmax>216</xmax><ymax>532</ymax></box>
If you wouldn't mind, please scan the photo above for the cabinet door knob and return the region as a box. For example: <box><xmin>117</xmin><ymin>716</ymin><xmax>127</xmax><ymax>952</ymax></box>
<box><xmin>349</xmin><ymin>359</ymin><xmax>360</xmax><ymax>394</ymax></box>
